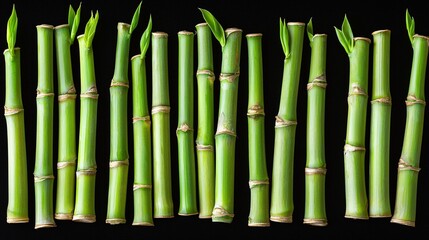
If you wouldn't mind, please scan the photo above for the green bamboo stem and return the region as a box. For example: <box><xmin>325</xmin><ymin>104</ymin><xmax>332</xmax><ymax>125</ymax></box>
<box><xmin>246</xmin><ymin>33</ymin><xmax>269</xmax><ymax>227</ymax></box>
<box><xmin>34</xmin><ymin>24</ymin><xmax>56</xmax><ymax>229</ymax></box>
<box><xmin>152</xmin><ymin>32</ymin><xmax>174</xmax><ymax>218</ymax></box>
<box><xmin>369</xmin><ymin>29</ymin><xmax>392</xmax><ymax>218</ymax></box>
<box><xmin>195</xmin><ymin>22</ymin><xmax>215</xmax><ymax>219</ymax></box>
<box><xmin>73</xmin><ymin>12</ymin><xmax>99</xmax><ymax>223</ymax></box>
<box><xmin>270</xmin><ymin>22</ymin><xmax>305</xmax><ymax>223</ymax></box>
<box><xmin>54</xmin><ymin>24</ymin><xmax>77</xmax><ymax>221</ymax></box>
<box><xmin>177</xmin><ymin>31</ymin><xmax>198</xmax><ymax>216</ymax></box>
<box><xmin>304</xmin><ymin>27</ymin><xmax>328</xmax><ymax>226</ymax></box>
<box><xmin>391</xmin><ymin>34</ymin><xmax>428</xmax><ymax>227</ymax></box>
<box><xmin>212</xmin><ymin>28</ymin><xmax>242</xmax><ymax>224</ymax></box>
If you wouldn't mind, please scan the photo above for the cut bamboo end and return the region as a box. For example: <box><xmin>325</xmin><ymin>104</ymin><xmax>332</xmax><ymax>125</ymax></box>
<box><xmin>198</xmin><ymin>214</ymin><xmax>212</xmax><ymax>219</ymax></box>
<box><xmin>7</xmin><ymin>217</ymin><xmax>29</xmax><ymax>224</ymax></box>
<box><xmin>152</xmin><ymin>32</ymin><xmax>168</xmax><ymax>38</ymax></box>
<box><xmin>178</xmin><ymin>212</ymin><xmax>199</xmax><ymax>216</ymax></box>
<box><xmin>303</xmin><ymin>219</ymin><xmax>328</xmax><ymax>226</ymax></box>
<box><xmin>55</xmin><ymin>213</ymin><xmax>73</xmax><ymax>220</ymax></box>
<box><xmin>54</xmin><ymin>24</ymin><xmax>69</xmax><ymax>29</ymax></box>
<box><xmin>353</xmin><ymin>37</ymin><xmax>371</xmax><ymax>43</ymax></box>
<box><xmin>72</xmin><ymin>215</ymin><xmax>96</xmax><ymax>223</ymax></box>
<box><xmin>131</xmin><ymin>54</ymin><xmax>141</xmax><ymax>61</ymax></box>
<box><xmin>287</xmin><ymin>22</ymin><xmax>305</xmax><ymax>26</ymax></box>
<box><xmin>344</xmin><ymin>215</ymin><xmax>369</xmax><ymax>220</ymax></box>
<box><xmin>195</xmin><ymin>22</ymin><xmax>208</xmax><ymax>27</ymax></box>
<box><xmin>413</xmin><ymin>34</ymin><xmax>429</xmax><ymax>42</ymax></box>
<box><xmin>36</xmin><ymin>24</ymin><xmax>54</xmax><ymax>29</ymax></box>
<box><xmin>3</xmin><ymin>47</ymin><xmax>21</xmax><ymax>54</ymax></box>
<box><xmin>369</xmin><ymin>214</ymin><xmax>392</xmax><ymax>218</ymax></box>
<box><xmin>118</xmin><ymin>22</ymin><xmax>131</xmax><ymax>30</ymax></box>
<box><xmin>106</xmin><ymin>218</ymin><xmax>126</xmax><ymax>225</ymax></box>
<box><xmin>246</xmin><ymin>33</ymin><xmax>263</xmax><ymax>38</ymax></box>
<box><xmin>154</xmin><ymin>215</ymin><xmax>175</xmax><ymax>219</ymax></box>
<box><xmin>391</xmin><ymin>218</ymin><xmax>415</xmax><ymax>227</ymax></box>
<box><xmin>132</xmin><ymin>222</ymin><xmax>155</xmax><ymax>226</ymax></box>
<box><xmin>248</xmin><ymin>222</ymin><xmax>270</xmax><ymax>227</ymax></box>
<box><xmin>270</xmin><ymin>216</ymin><xmax>292</xmax><ymax>223</ymax></box>
<box><xmin>34</xmin><ymin>223</ymin><xmax>57</xmax><ymax>229</ymax></box>
<box><xmin>225</xmin><ymin>28</ymin><xmax>242</xmax><ymax>36</ymax></box>
<box><xmin>178</xmin><ymin>30</ymin><xmax>194</xmax><ymax>35</ymax></box>
<box><xmin>372</xmin><ymin>29</ymin><xmax>391</xmax><ymax>35</ymax></box>
<box><xmin>313</xmin><ymin>33</ymin><xmax>328</xmax><ymax>38</ymax></box>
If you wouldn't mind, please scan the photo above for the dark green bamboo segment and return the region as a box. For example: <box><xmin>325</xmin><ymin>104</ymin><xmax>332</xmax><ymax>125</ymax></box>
<box><xmin>391</xmin><ymin>35</ymin><xmax>428</xmax><ymax>227</ymax></box>
<box><xmin>369</xmin><ymin>30</ymin><xmax>392</xmax><ymax>218</ymax></box>
<box><xmin>212</xmin><ymin>28</ymin><xmax>242</xmax><ymax>224</ymax></box>
<box><xmin>107</xmin><ymin>22</ymin><xmax>132</xmax><ymax>225</ymax></box>
<box><xmin>4</xmin><ymin>48</ymin><xmax>29</xmax><ymax>223</ymax></box>
<box><xmin>54</xmin><ymin>24</ymin><xmax>77</xmax><ymax>220</ymax></box>
<box><xmin>344</xmin><ymin>37</ymin><xmax>371</xmax><ymax>220</ymax></box>
<box><xmin>131</xmin><ymin>55</ymin><xmax>154</xmax><ymax>226</ymax></box>
<box><xmin>177</xmin><ymin>31</ymin><xmax>198</xmax><ymax>216</ymax></box>
<box><xmin>304</xmin><ymin>34</ymin><xmax>328</xmax><ymax>226</ymax></box>
<box><xmin>73</xmin><ymin>34</ymin><xmax>99</xmax><ymax>223</ymax></box>
<box><xmin>152</xmin><ymin>32</ymin><xmax>174</xmax><ymax>218</ymax></box>
<box><xmin>34</xmin><ymin>24</ymin><xmax>56</xmax><ymax>229</ymax></box>
<box><xmin>246</xmin><ymin>33</ymin><xmax>269</xmax><ymax>227</ymax></box>
<box><xmin>195</xmin><ymin>22</ymin><xmax>215</xmax><ymax>219</ymax></box>
<box><xmin>270</xmin><ymin>22</ymin><xmax>305</xmax><ymax>223</ymax></box>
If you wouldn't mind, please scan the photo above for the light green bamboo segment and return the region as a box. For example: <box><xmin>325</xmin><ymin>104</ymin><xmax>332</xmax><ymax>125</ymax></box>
<box><xmin>246</xmin><ymin>33</ymin><xmax>269</xmax><ymax>227</ymax></box>
<box><xmin>54</xmin><ymin>24</ymin><xmax>77</xmax><ymax>221</ymax></box>
<box><xmin>195</xmin><ymin>22</ymin><xmax>215</xmax><ymax>219</ymax></box>
<box><xmin>73</xmin><ymin>31</ymin><xmax>99</xmax><ymax>223</ymax></box>
<box><xmin>34</xmin><ymin>24</ymin><xmax>56</xmax><ymax>229</ymax></box>
<box><xmin>270</xmin><ymin>22</ymin><xmax>305</xmax><ymax>223</ymax></box>
<box><xmin>391</xmin><ymin>35</ymin><xmax>428</xmax><ymax>227</ymax></box>
<box><xmin>4</xmin><ymin>47</ymin><xmax>28</xmax><ymax>224</ymax></box>
<box><xmin>177</xmin><ymin>31</ymin><xmax>198</xmax><ymax>216</ymax></box>
<box><xmin>152</xmin><ymin>32</ymin><xmax>174</xmax><ymax>218</ymax></box>
<box><xmin>212</xmin><ymin>28</ymin><xmax>242</xmax><ymax>224</ymax></box>
<box><xmin>304</xmin><ymin>33</ymin><xmax>328</xmax><ymax>226</ymax></box>
<box><xmin>131</xmin><ymin>55</ymin><xmax>153</xmax><ymax>226</ymax></box>
<box><xmin>106</xmin><ymin>23</ymin><xmax>132</xmax><ymax>225</ymax></box>
<box><xmin>369</xmin><ymin>30</ymin><xmax>391</xmax><ymax>218</ymax></box>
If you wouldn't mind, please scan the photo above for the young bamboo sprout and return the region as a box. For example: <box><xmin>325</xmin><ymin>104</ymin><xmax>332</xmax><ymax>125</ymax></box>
<box><xmin>131</xmin><ymin>15</ymin><xmax>153</xmax><ymax>226</ymax></box>
<box><xmin>246</xmin><ymin>33</ymin><xmax>270</xmax><ymax>227</ymax></box>
<box><xmin>195</xmin><ymin>22</ymin><xmax>215</xmax><ymax>219</ymax></box>
<box><xmin>34</xmin><ymin>23</ymin><xmax>56</xmax><ymax>229</ymax></box>
<box><xmin>200</xmin><ymin>8</ymin><xmax>242</xmax><ymax>224</ymax></box>
<box><xmin>4</xmin><ymin>5</ymin><xmax>29</xmax><ymax>224</ymax></box>
<box><xmin>304</xmin><ymin>19</ymin><xmax>328</xmax><ymax>226</ymax></box>
<box><xmin>177</xmin><ymin>31</ymin><xmax>198</xmax><ymax>216</ymax></box>
<box><xmin>369</xmin><ymin>29</ymin><xmax>392</xmax><ymax>218</ymax></box>
<box><xmin>73</xmin><ymin>11</ymin><xmax>100</xmax><ymax>223</ymax></box>
<box><xmin>107</xmin><ymin>2</ymin><xmax>141</xmax><ymax>225</ymax></box>
<box><xmin>391</xmin><ymin>10</ymin><xmax>428</xmax><ymax>227</ymax></box>
<box><xmin>54</xmin><ymin>3</ymin><xmax>81</xmax><ymax>220</ymax></box>
<box><xmin>335</xmin><ymin>15</ymin><xmax>370</xmax><ymax>219</ymax></box>
<box><xmin>152</xmin><ymin>31</ymin><xmax>174</xmax><ymax>218</ymax></box>
<box><xmin>270</xmin><ymin>19</ymin><xmax>305</xmax><ymax>223</ymax></box>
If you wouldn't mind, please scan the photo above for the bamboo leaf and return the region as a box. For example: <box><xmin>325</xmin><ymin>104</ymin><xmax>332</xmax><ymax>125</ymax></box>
<box><xmin>140</xmin><ymin>14</ymin><xmax>152</xmax><ymax>59</ymax></box>
<box><xmin>7</xmin><ymin>5</ymin><xmax>18</xmax><ymax>56</ymax></box>
<box><xmin>68</xmin><ymin>5</ymin><xmax>75</xmax><ymax>29</ymax></box>
<box><xmin>406</xmin><ymin>9</ymin><xmax>415</xmax><ymax>44</ymax></box>
<box><xmin>307</xmin><ymin>17</ymin><xmax>314</xmax><ymax>43</ymax></box>
<box><xmin>83</xmin><ymin>10</ymin><xmax>100</xmax><ymax>48</ymax></box>
<box><xmin>199</xmin><ymin>8</ymin><xmax>225</xmax><ymax>48</ymax></box>
<box><xmin>279</xmin><ymin>18</ymin><xmax>290</xmax><ymax>58</ymax></box>
<box><xmin>335</xmin><ymin>26</ymin><xmax>351</xmax><ymax>54</ymax></box>
<box><xmin>341</xmin><ymin>15</ymin><xmax>354</xmax><ymax>50</ymax></box>
<box><xmin>70</xmin><ymin>2</ymin><xmax>82</xmax><ymax>44</ymax></box>
<box><xmin>129</xmin><ymin>1</ymin><xmax>142</xmax><ymax>34</ymax></box>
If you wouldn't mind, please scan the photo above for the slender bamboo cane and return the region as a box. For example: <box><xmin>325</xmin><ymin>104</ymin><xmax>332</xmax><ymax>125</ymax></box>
<box><xmin>177</xmin><ymin>31</ymin><xmax>198</xmax><ymax>216</ymax></box>
<box><xmin>131</xmin><ymin>15</ymin><xmax>153</xmax><ymax>226</ymax></box>
<box><xmin>54</xmin><ymin>4</ymin><xmax>81</xmax><ymax>220</ymax></box>
<box><xmin>4</xmin><ymin>5</ymin><xmax>29</xmax><ymax>224</ymax></box>
<box><xmin>304</xmin><ymin>19</ymin><xmax>328</xmax><ymax>226</ymax></box>
<box><xmin>195</xmin><ymin>22</ymin><xmax>215</xmax><ymax>219</ymax></box>
<box><xmin>73</xmin><ymin>11</ymin><xmax>100</xmax><ymax>223</ymax></box>
<box><xmin>391</xmin><ymin>10</ymin><xmax>428</xmax><ymax>227</ymax></box>
<box><xmin>106</xmin><ymin>3</ymin><xmax>141</xmax><ymax>225</ymax></box>
<box><xmin>369</xmin><ymin>29</ymin><xmax>392</xmax><ymax>218</ymax></box>
<box><xmin>246</xmin><ymin>33</ymin><xmax>269</xmax><ymax>227</ymax></box>
<box><xmin>152</xmin><ymin>31</ymin><xmax>174</xmax><ymax>218</ymax></box>
<box><xmin>270</xmin><ymin>20</ymin><xmax>305</xmax><ymax>223</ymax></box>
<box><xmin>34</xmin><ymin>24</ymin><xmax>56</xmax><ymax>229</ymax></box>
<box><xmin>335</xmin><ymin>16</ymin><xmax>370</xmax><ymax>219</ymax></box>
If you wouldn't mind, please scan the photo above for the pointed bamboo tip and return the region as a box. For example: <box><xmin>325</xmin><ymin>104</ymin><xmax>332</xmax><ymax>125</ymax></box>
<box><xmin>178</xmin><ymin>30</ymin><xmax>194</xmax><ymax>35</ymax></box>
<box><xmin>372</xmin><ymin>29</ymin><xmax>391</xmax><ymax>35</ymax></box>
<box><xmin>287</xmin><ymin>22</ymin><xmax>305</xmax><ymax>26</ymax></box>
<box><xmin>118</xmin><ymin>22</ymin><xmax>131</xmax><ymax>30</ymax></box>
<box><xmin>246</xmin><ymin>33</ymin><xmax>263</xmax><ymax>38</ymax></box>
<box><xmin>36</xmin><ymin>24</ymin><xmax>54</xmax><ymax>29</ymax></box>
<box><xmin>195</xmin><ymin>22</ymin><xmax>208</xmax><ymax>28</ymax></box>
<box><xmin>54</xmin><ymin>24</ymin><xmax>69</xmax><ymax>29</ymax></box>
<box><xmin>152</xmin><ymin>32</ymin><xmax>168</xmax><ymax>38</ymax></box>
<box><xmin>353</xmin><ymin>37</ymin><xmax>371</xmax><ymax>43</ymax></box>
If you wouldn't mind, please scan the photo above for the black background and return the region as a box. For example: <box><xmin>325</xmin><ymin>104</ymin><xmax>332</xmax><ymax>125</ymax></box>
<box><xmin>0</xmin><ymin>0</ymin><xmax>428</xmax><ymax>239</ymax></box>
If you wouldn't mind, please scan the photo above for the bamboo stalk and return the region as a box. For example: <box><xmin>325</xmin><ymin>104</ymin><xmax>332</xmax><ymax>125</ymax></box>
<box><xmin>195</xmin><ymin>22</ymin><xmax>215</xmax><ymax>219</ymax></box>
<box><xmin>73</xmin><ymin>11</ymin><xmax>100</xmax><ymax>223</ymax></box>
<box><xmin>369</xmin><ymin>29</ymin><xmax>392</xmax><ymax>218</ymax></box>
<box><xmin>131</xmin><ymin>15</ymin><xmax>153</xmax><ymax>226</ymax></box>
<box><xmin>177</xmin><ymin>31</ymin><xmax>198</xmax><ymax>216</ymax></box>
<box><xmin>270</xmin><ymin>20</ymin><xmax>305</xmax><ymax>223</ymax></box>
<box><xmin>335</xmin><ymin>16</ymin><xmax>370</xmax><ymax>219</ymax></box>
<box><xmin>246</xmin><ymin>33</ymin><xmax>270</xmax><ymax>227</ymax></box>
<box><xmin>34</xmin><ymin>24</ymin><xmax>56</xmax><ymax>229</ymax></box>
<box><xmin>4</xmin><ymin>5</ymin><xmax>29</xmax><ymax>224</ymax></box>
<box><xmin>304</xmin><ymin>19</ymin><xmax>328</xmax><ymax>226</ymax></box>
<box><xmin>54</xmin><ymin>4</ymin><xmax>81</xmax><ymax>220</ymax></box>
<box><xmin>152</xmin><ymin>31</ymin><xmax>174</xmax><ymax>218</ymax></box>
<box><xmin>391</xmin><ymin>10</ymin><xmax>428</xmax><ymax>227</ymax></box>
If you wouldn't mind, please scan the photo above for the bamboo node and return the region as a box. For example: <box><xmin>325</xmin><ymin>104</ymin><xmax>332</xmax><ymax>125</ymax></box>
<box><xmin>110</xmin><ymin>79</ymin><xmax>130</xmax><ymax>88</ymax></box>
<box><xmin>109</xmin><ymin>159</ymin><xmax>129</xmax><ymax>168</ymax></box>
<box><xmin>4</xmin><ymin>106</ymin><xmax>24</xmax><ymax>116</ymax></box>
<box><xmin>133</xmin><ymin>184</ymin><xmax>153</xmax><ymax>191</ymax></box>
<box><xmin>196</xmin><ymin>143</ymin><xmax>214</xmax><ymax>151</ymax></box>
<box><xmin>307</xmin><ymin>74</ymin><xmax>327</xmax><ymax>90</ymax></box>
<box><xmin>177</xmin><ymin>123</ymin><xmax>193</xmax><ymax>133</ymax></box>
<box><xmin>270</xmin><ymin>216</ymin><xmax>292</xmax><ymax>223</ymax></box>
<box><xmin>344</xmin><ymin>144</ymin><xmax>366</xmax><ymax>154</ymax></box>
<box><xmin>34</xmin><ymin>175</ymin><xmax>55</xmax><ymax>182</ymax></box>
<box><xmin>151</xmin><ymin>105</ymin><xmax>170</xmax><ymax>114</ymax></box>
<box><xmin>215</xmin><ymin>124</ymin><xmax>236</xmax><ymax>137</ymax></box>
<box><xmin>36</xmin><ymin>90</ymin><xmax>55</xmax><ymax>98</ymax></box>
<box><xmin>391</xmin><ymin>218</ymin><xmax>415</xmax><ymax>227</ymax></box>
<box><xmin>196</xmin><ymin>69</ymin><xmax>215</xmax><ymax>82</ymax></box>
<box><xmin>371</xmin><ymin>97</ymin><xmax>392</xmax><ymax>105</ymax></box>
<box><xmin>57</xmin><ymin>160</ymin><xmax>76</xmax><ymax>169</ymax></box>
<box><xmin>248</xmin><ymin>220</ymin><xmax>270</xmax><ymax>227</ymax></box>
<box><xmin>132</xmin><ymin>115</ymin><xmax>151</xmax><ymax>123</ymax></box>
<box><xmin>34</xmin><ymin>223</ymin><xmax>57</xmax><ymax>229</ymax></box>
<box><xmin>405</xmin><ymin>95</ymin><xmax>426</xmax><ymax>106</ymax></box>
<box><xmin>275</xmin><ymin>116</ymin><xmax>297</xmax><ymax>128</ymax></box>
<box><xmin>6</xmin><ymin>217</ymin><xmax>29</xmax><ymax>223</ymax></box>
<box><xmin>219</xmin><ymin>71</ymin><xmax>240</xmax><ymax>83</ymax></box>
<box><xmin>303</xmin><ymin>218</ymin><xmax>328</xmax><ymax>226</ymax></box>
<box><xmin>247</xmin><ymin>105</ymin><xmax>265</xmax><ymax>117</ymax></box>
<box><xmin>305</xmin><ymin>167</ymin><xmax>327</xmax><ymax>175</ymax></box>
<box><xmin>58</xmin><ymin>93</ymin><xmax>77</xmax><ymax>102</ymax></box>
<box><xmin>398</xmin><ymin>158</ymin><xmax>421</xmax><ymax>172</ymax></box>
<box><xmin>348</xmin><ymin>84</ymin><xmax>368</xmax><ymax>97</ymax></box>
<box><xmin>55</xmin><ymin>213</ymin><xmax>73</xmax><ymax>220</ymax></box>
<box><xmin>106</xmin><ymin>218</ymin><xmax>126</xmax><ymax>224</ymax></box>
<box><xmin>132</xmin><ymin>222</ymin><xmax>155</xmax><ymax>226</ymax></box>
<box><xmin>212</xmin><ymin>205</ymin><xmax>234</xmax><ymax>218</ymax></box>
<box><xmin>76</xmin><ymin>168</ymin><xmax>97</xmax><ymax>176</ymax></box>
<box><xmin>72</xmin><ymin>214</ymin><xmax>96</xmax><ymax>223</ymax></box>
<box><xmin>81</xmin><ymin>86</ymin><xmax>99</xmax><ymax>99</ymax></box>
<box><xmin>249</xmin><ymin>179</ymin><xmax>269</xmax><ymax>188</ymax></box>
